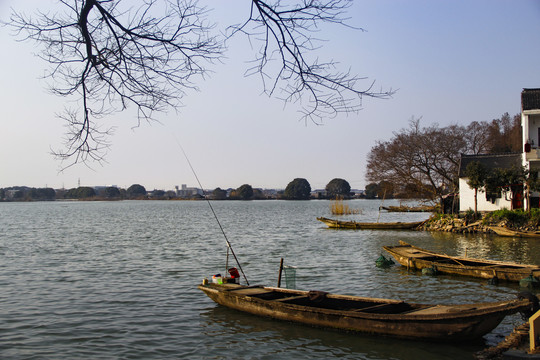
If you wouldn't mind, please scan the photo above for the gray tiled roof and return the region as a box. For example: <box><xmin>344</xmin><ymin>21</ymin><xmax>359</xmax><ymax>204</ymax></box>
<box><xmin>458</xmin><ymin>153</ymin><xmax>522</xmax><ymax>177</ymax></box>
<box><xmin>522</xmin><ymin>88</ymin><xmax>540</xmax><ymax>111</ymax></box>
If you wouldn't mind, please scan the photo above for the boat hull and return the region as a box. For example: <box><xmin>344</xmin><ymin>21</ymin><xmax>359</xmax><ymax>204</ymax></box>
<box><xmin>317</xmin><ymin>217</ymin><xmax>422</xmax><ymax>230</ymax></box>
<box><xmin>384</xmin><ymin>242</ymin><xmax>540</xmax><ymax>282</ymax></box>
<box><xmin>198</xmin><ymin>283</ymin><xmax>529</xmax><ymax>342</ymax></box>
<box><xmin>489</xmin><ymin>226</ymin><xmax>540</xmax><ymax>238</ymax></box>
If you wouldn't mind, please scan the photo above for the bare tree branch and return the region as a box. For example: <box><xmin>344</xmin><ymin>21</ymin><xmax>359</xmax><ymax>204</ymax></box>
<box><xmin>229</xmin><ymin>0</ymin><xmax>394</xmax><ymax>123</ymax></box>
<box><xmin>9</xmin><ymin>0</ymin><xmax>221</xmax><ymax>167</ymax></box>
<box><xmin>7</xmin><ymin>0</ymin><xmax>394</xmax><ymax>166</ymax></box>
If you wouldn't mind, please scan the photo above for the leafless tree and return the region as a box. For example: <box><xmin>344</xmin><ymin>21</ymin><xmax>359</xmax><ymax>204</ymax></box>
<box><xmin>366</xmin><ymin>118</ymin><xmax>468</xmax><ymax>201</ymax></box>
<box><xmin>7</xmin><ymin>0</ymin><xmax>394</xmax><ymax>167</ymax></box>
<box><xmin>464</xmin><ymin>121</ymin><xmax>491</xmax><ymax>155</ymax></box>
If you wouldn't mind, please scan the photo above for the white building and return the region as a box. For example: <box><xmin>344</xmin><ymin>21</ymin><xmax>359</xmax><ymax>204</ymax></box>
<box><xmin>175</xmin><ymin>184</ymin><xmax>203</xmax><ymax>198</ymax></box>
<box><xmin>458</xmin><ymin>153</ymin><xmax>520</xmax><ymax>212</ymax></box>
<box><xmin>522</xmin><ymin>88</ymin><xmax>540</xmax><ymax>209</ymax></box>
<box><xmin>458</xmin><ymin>88</ymin><xmax>540</xmax><ymax>212</ymax></box>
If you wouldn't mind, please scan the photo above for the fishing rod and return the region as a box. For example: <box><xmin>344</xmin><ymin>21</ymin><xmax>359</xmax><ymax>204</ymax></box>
<box><xmin>175</xmin><ymin>138</ymin><xmax>250</xmax><ymax>286</ymax></box>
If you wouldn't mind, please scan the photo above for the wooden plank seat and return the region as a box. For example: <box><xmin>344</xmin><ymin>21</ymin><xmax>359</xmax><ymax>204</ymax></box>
<box><xmin>272</xmin><ymin>295</ymin><xmax>309</xmax><ymax>302</ymax></box>
<box><xmin>352</xmin><ymin>302</ymin><xmax>404</xmax><ymax>312</ymax></box>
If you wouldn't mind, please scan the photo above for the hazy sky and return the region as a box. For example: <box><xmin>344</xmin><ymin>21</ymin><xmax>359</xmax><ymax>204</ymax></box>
<box><xmin>1</xmin><ymin>0</ymin><xmax>539</xmax><ymax>191</ymax></box>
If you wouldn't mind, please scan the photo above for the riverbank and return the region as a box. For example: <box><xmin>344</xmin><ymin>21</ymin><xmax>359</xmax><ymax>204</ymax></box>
<box><xmin>475</xmin><ymin>321</ymin><xmax>535</xmax><ymax>360</ymax></box>
<box><xmin>418</xmin><ymin>212</ymin><xmax>540</xmax><ymax>235</ymax></box>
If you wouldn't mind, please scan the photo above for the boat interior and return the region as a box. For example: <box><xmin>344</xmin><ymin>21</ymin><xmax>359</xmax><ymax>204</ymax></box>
<box><xmin>227</xmin><ymin>286</ymin><xmax>419</xmax><ymax>314</ymax></box>
<box><xmin>396</xmin><ymin>248</ymin><xmax>531</xmax><ymax>269</ymax></box>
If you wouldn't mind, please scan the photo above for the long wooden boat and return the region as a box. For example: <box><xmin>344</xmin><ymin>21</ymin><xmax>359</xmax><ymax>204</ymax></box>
<box><xmin>317</xmin><ymin>217</ymin><xmax>423</xmax><ymax>230</ymax></box>
<box><xmin>383</xmin><ymin>241</ymin><xmax>540</xmax><ymax>282</ymax></box>
<box><xmin>489</xmin><ymin>226</ymin><xmax>540</xmax><ymax>238</ymax></box>
<box><xmin>198</xmin><ymin>283</ymin><xmax>533</xmax><ymax>341</ymax></box>
<box><xmin>380</xmin><ymin>205</ymin><xmax>437</xmax><ymax>212</ymax></box>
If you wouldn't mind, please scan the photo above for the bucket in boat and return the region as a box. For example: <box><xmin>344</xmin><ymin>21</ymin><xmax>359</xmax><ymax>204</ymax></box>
<box><xmin>228</xmin><ymin>267</ymin><xmax>240</xmax><ymax>279</ymax></box>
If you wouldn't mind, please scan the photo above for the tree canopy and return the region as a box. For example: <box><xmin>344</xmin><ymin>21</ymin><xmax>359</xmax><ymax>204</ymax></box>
<box><xmin>65</xmin><ymin>186</ymin><xmax>96</xmax><ymax>199</ymax></box>
<box><xmin>8</xmin><ymin>0</ymin><xmax>393</xmax><ymax>166</ymax></box>
<box><xmin>104</xmin><ymin>186</ymin><xmax>121</xmax><ymax>198</ymax></box>
<box><xmin>283</xmin><ymin>178</ymin><xmax>311</xmax><ymax>200</ymax></box>
<box><xmin>127</xmin><ymin>184</ymin><xmax>147</xmax><ymax>198</ymax></box>
<box><xmin>464</xmin><ymin>161</ymin><xmax>488</xmax><ymax>216</ymax></box>
<box><xmin>212</xmin><ymin>187</ymin><xmax>227</xmax><ymax>200</ymax></box>
<box><xmin>366</xmin><ymin>114</ymin><xmax>521</xmax><ymax>202</ymax></box>
<box><xmin>232</xmin><ymin>184</ymin><xmax>254</xmax><ymax>200</ymax></box>
<box><xmin>325</xmin><ymin>178</ymin><xmax>351</xmax><ymax>198</ymax></box>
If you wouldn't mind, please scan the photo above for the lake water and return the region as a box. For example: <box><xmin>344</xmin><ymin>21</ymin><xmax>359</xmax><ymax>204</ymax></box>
<box><xmin>1</xmin><ymin>199</ymin><xmax>539</xmax><ymax>359</ymax></box>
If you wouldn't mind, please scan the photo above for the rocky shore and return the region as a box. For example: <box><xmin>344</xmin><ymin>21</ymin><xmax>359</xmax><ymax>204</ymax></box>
<box><xmin>417</xmin><ymin>215</ymin><xmax>540</xmax><ymax>235</ymax></box>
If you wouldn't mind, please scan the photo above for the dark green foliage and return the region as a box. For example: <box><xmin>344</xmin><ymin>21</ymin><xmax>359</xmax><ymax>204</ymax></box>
<box><xmin>212</xmin><ymin>188</ymin><xmax>227</xmax><ymax>200</ymax></box>
<box><xmin>464</xmin><ymin>161</ymin><xmax>488</xmax><ymax>191</ymax></box>
<box><xmin>365</xmin><ymin>183</ymin><xmax>379</xmax><ymax>199</ymax></box>
<box><xmin>325</xmin><ymin>178</ymin><xmax>351</xmax><ymax>199</ymax></box>
<box><xmin>530</xmin><ymin>209</ymin><xmax>540</xmax><ymax>227</ymax></box>
<box><xmin>283</xmin><ymin>178</ymin><xmax>311</xmax><ymax>200</ymax></box>
<box><xmin>483</xmin><ymin>209</ymin><xmax>528</xmax><ymax>227</ymax></box>
<box><xmin>65</xmin><ymin>186</ymin><xmax>96</xmax><ymax>199</ymax></box>
<box><xmin>29</xmin><ymin>188</ymin><xmax>56</xmax><ymax>200</ymax></box>
<box><xmin>105</xmin><ymin>186</ymin><xmax>121</xmax><ymax>198</ymax></box>
<box><xmin>465</xmin><ymin>161</ymin><xmax>488</xmax><ymax>217</ymax></box>
<box><xmin>127</xmin><ymin>184</ymin><xmax>147</xmax><ymax>198</ymax></box>
<box><xmin>235</xmin><ymin>184</ymin><xmax>253</xmax><ymax>200</ymax></box>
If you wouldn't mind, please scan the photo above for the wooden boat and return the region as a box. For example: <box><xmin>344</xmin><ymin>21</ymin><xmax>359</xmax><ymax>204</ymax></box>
<box><xmin>383</xmin><ymin>241</ymin><xmax>540</xmax><ymax>282</ymax></box>
<box><xmin>489</xmin><ymin>226</ymin><xmax>540</xmax><ymax>238</ymax></box>
<box><xmin>317</xmin><ymin>217</ymin><xmax>423</xmax><ymax>230</ymax></box>
<box><xmin>198</xmin><ymin>282</ymin><xmax>533</xmax><ymax>342</ymax></box>
<box><xmin>380</xmin><ymin>205</ymin><xmax>437</xmax><ymax>212</ymax></box>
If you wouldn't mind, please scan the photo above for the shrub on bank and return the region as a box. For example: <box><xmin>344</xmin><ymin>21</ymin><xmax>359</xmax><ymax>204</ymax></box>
<box><xmin>482</xmin><ymin>208</ymin><xmax>540</xmax><ymax>229</ymax></box>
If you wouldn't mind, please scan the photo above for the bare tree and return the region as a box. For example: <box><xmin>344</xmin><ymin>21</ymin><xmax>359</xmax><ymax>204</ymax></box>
<box><xmin>464</xmin><ymin>121</ymin><xmax>491</xmax><ymax>155</ymax></box>
<box><xmin>366</xmin><ymin>118</ymin><xmax>468</xmax><ymax>202</ymax></box>
<box><xmin>7</xmin><ymin>0</ymin><xmax>394</xmax><ymax>166</ymax></box>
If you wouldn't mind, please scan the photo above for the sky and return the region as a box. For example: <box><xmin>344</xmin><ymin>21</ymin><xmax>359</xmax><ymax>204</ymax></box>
<box><xmin>1</xmin><ymin>0</ymin><xmax>540</xmax><ymax>191</ymax></box>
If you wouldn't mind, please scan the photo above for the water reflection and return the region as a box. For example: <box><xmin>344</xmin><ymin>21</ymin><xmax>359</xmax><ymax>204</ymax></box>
<box><xmin>429</xmin><ymin>232</ymin><xmax>540</xmax><ymax>264</ymax></box>
<box><xmin>3</xmin><ymin>200</ymin><xmax>540</xmax><ymax>359</ymax></box>
<box><xmin>199</xmin><ymin>305</ymin><xmax>479</xmax><ymax>360</ymax></box>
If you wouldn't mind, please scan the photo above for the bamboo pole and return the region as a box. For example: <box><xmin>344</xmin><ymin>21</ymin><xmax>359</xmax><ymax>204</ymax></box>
<box><xmin>277</xmin><ymin>258</ymin><xmax>284</xmax><ymax>287</ymax></box>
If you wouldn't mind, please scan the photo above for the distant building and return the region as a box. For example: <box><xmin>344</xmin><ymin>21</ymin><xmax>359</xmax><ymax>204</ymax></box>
<box><xmin>311</xmin><ymin>189</ymin><xmax>327</xmax><ymax>199</ymax></box>
<box><xmin>175</xmin><ymin>184</ymin><xmax>203</xmax><ymax>198</ymax></box>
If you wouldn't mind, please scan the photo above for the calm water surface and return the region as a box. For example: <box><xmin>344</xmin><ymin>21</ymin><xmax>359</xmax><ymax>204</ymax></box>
<box><xmin>1</xmin><ymin>200</ymin><xmax>539</xmax><ymax>359</ymax></box>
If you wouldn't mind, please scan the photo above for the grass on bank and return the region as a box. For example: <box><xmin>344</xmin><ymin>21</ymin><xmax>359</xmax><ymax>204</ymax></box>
<box><xmin>481</xmin><ymin>208</ymin><xmax>540</xmax><ymax>228</ymax></box>
<box><xmin>330</xmin><ymin>197</ymin><xmax>361</xmax><ymax>215</ymax></box>
<box><xmin>431</xmin><ymin>208</ymin><xmax>540</xmax><ymax>230</ymax></box>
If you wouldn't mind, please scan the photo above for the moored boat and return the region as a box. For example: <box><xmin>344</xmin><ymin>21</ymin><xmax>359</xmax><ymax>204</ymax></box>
<box><xmin>489</xmin><ymin>226</ymin><xmax>540</xmax><ymax>238</ymax></box>
<box><xmin>380</xmin><ymin>205</ymin><xmax>437</xmax><ymax>212</ymax></box>
<box><xmin>198</xmin><ymin>283</ymin><xmax>534</xmax><ymax>342</ymax></box>
<box><xmin>317</xmin><ymin>217</ymin><xmax>423</xmax><ymax>230</ymax></box>
<box><xmin>383</xmin><ymin>241</ymin><xmax>540</xmax><ymax>282</ymax></box>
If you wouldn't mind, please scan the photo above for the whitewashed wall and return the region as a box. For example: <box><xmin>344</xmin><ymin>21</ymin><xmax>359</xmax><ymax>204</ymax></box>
<box><xmin>458</xmin><ymin>178</ymin><xmax>512</xmax><ymax>212</ymax></box>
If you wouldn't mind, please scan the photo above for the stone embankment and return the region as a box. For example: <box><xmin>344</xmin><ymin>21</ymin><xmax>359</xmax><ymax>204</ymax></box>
<box><xmin>417</xmin><ymin>216</ymin><xmax>493</xmax><ymax>234</ymax></box>
<box><xmin>417</xmin><ymin>216</ymin><xmax>540</xmax><ymax>234</ymax></box>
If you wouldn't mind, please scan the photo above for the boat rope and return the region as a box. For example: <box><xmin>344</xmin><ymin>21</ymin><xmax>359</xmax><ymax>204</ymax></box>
<box><xmin>174</xmin><ymin>137</ymin><xmax>250</xmax><ymax>285</ymax></box>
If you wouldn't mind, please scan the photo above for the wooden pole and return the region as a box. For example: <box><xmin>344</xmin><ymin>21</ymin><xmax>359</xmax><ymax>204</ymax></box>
<box><xmin>277</xmin><ymin>258</ymin><xmax>284</xmax><ymax>287</ymax></box>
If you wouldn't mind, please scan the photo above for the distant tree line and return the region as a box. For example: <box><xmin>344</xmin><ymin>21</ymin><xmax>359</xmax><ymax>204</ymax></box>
<box><xmin>1</xmin><ymin>178</ymin><xmax>363</xmax><ymax>202</ymax></box>
<box><xmin>365</xmin><ymin>113</ymin><xmax>521</xmax><ymax>202</ymax></box>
